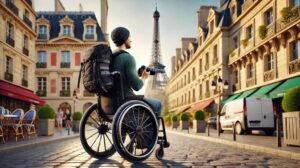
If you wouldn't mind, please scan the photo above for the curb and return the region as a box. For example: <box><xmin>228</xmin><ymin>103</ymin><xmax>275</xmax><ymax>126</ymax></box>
<box><xmin>0</xmin><ymin>134</ymin><xmax>80</xmax><ymax>153</ymax></box>
<box><xmin>167</xmin><ymin>129</ymin><xmax>300</xmax><ymax>161</ymax></box>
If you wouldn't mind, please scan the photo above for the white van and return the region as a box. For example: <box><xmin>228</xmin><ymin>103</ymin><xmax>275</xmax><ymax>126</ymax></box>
<box><xmin>219</xmin><ymin>97</ymin><xmax>275</xmax><ymax>135</ymax></box>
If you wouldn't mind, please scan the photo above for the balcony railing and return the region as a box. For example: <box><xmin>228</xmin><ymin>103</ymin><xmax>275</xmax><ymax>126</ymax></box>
<box><xmin>25</xmin><ymin>0</ymin><xmax>32</xmax><ymax>7</ymax></box>
<box><xmin>36</xmin><ymin>90</ymin><xmax>47</xmax><ymax>97</ymax></box>
<box><xmin>23</xmin><ymin>15</ymin><xmax>32</xmax><ymax>29</ymax></box>
<box><xmin>246</xmin><ymin>78</ymin><xmax>255</xmax><ymax>87</ymax></box>
<box><xmin>60</xmin><ymin>90</ymin><xmax>70</xmax><ymax>97</ymax></box>
<box><xmin>289</xmin><ymin>59</ymin><xmax>300</xmax><ymax>74</ymax></box>
<box><xmin>23</xmin><ymin>47</ymin><xmax>29</xmax><ymax>56</ymax></box>
<box><xmin>60</xmin><ymin>62</ymin><xmax>71</xmax><ymax>68</ymax></box>
<box><xmin>276</xmin><ymin>6</ymin><xmax>300</xmax><ymax>33</ymax></box>
<box><xmin>84</xmin><ymin>90</ymin><xmax>95</xmax><ymax>97</ymax></box>
<box><xmin>38</xmin><ymin>34</ymin><xmax>48</xmax><ymax>40</ymax></box>
<box><xmin>22</xmin><ymin>79</ymin><xmax>28</xmax><ymax>87</ymax></box>
<box><xmin>36</xmin><ymin>62</ymin><xmax>47</xmax><ymax>68</ymax></box>
<box><xmin>4</xmin><ymin>72</ymin><xmax>13</xmax><ymax>82</ymax></box>
<box><xmin>85</xmin><ymin>34</ymin><xmax>94</xmax><ymax>40</ymax></box>
<box><xmin>6</xmin><ymin>0</ymin><xmax>19</xmax><ymax>16</ymax></box>
<box><xmin>264</xmin><ymin>69</ymin><xmax>275</xmax><ymax>82</ymax></box>
<box><xmin>6</xmin><ymin>36</ymin><xmax>14</xmax><ymax>47</ymax></box>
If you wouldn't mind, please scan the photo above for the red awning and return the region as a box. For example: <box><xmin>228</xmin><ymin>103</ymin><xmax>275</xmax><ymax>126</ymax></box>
<box><xmin>186</xmin><ymin>99</ymin><xmax>214</xmax><ymax>113</ymax></box>
<box><xmin>0</xmin><ymin>81</ymin><xmax>45</xmax><ymax>105</ymax></box>
<box><xmin>174</xmin><ymin>105</ymin><xmax>191</xmax><ymax>115</ymax></box>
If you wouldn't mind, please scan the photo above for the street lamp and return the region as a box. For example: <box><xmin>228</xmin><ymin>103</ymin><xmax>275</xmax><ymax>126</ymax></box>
<box><xmin>72</xmin><ymin>90</ymin><xmax>78</xmax><ymax>114</ymax></box>
<box><xmin>211</xmin><ymin>76</ymin><xmax>229</xmax><ymax>136</ymax></box>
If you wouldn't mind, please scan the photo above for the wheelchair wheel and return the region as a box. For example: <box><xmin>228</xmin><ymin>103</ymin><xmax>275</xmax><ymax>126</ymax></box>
<box><xmin>80</xmin><ymin>103</ymin><xmax>115</xmax><ymax>159</ymax></box>
<box><xmin>112</xmin><ymin>100</ymin><xmax>158</xmax><ymax>162</ymax></box>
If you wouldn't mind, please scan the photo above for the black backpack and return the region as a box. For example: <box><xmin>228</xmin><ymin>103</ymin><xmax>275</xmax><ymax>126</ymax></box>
<box><xmin>77</xmin><ymin>44</ymin><xmax>126</xmax><ymax>96</ymax></box>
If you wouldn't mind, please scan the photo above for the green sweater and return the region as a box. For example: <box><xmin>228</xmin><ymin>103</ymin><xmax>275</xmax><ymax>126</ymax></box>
<box><xmin>112</xmin><ymin>49</ymin><xmax>144</xmax><ymax>97</ymax></box>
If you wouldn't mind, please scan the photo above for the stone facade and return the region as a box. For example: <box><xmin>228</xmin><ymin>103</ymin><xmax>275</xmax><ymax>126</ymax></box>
<box><xmin>167</xmin><ymin>0</ymin><xmax>300</xmax><ymax>114</ymax></box>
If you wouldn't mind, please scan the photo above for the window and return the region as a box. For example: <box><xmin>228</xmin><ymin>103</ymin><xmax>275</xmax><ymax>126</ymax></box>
<box><xmin>234</xmin><ymin>70</ymin><xmax>239</xmax><ymax>84</ymax></box>
<box><xmin>61</xmin><ymin>77</ymin><xmax>70</xmax><ymax>91</ymax></box>
<box><xmin>38</xmin><ymin>51</ymin><xmax>47</xmax><ymax>63</ymax></box>
<box><xmin>6</xmin><ymin>22</ymin><xmax>14</xmax><ymax>38</ymax></box>
<box><xmin>37</xmin><ymin>77</ymin><xmax>46</xmax><ymax>91</ymax></box>
<box><xmin>206</xmin><ymin>53</ymin><xmax>209</xmax><ymax>66</ymax></box>
<box><xmin>266</xmin><ymin>53</ymin><xmax>274</xmax><ymax>71</ymax></box>
<box><xmin>6</xmin><ymin>56</ymin><xmax>12</xmax><ymax>73</ymax></box>
<box><xmin>188</xmin><ymin>71</ymin><xmax>191</xmax><ymax>83</ymax></box>
<box><xmin>199</xmin><ymin>84</ymin><xmax>202</xmax><ymax>99</ymax></box>
<box><xmin>23</xmin><ymin>35</ymin><xmax>28</xmax><ymax>49</ymax></box>
<box><xmin>248</xmin><ymin>63</ymin><xmax>254</xmax><ymax>78</ymax></box>
<box><xmin>213</xmin><ymin>45</ymin><xmax>218</xmax><ymax>63</ymax></box>
<box><xmin>199</xmin><ymin>59</ymin><xmax>202</xmax><ymax>75</ymax></box>
<box><xmin>233</xmin><ymin>36</ymin><xmax>238</xmax><ymax>49</ymax></box>
<box><xmin>87</xmin><ymin>25</ymin><xmax>94</xmax><ymax>35</ymax></box>
<box><xmin>206</xmin><ymin>80</ymin><xmax>209</xmax><ymax>92</ymax></box>
<box><xmin>61</xmin><ymin>51</ymin><xmax>71</xmax><ymax>63</ymax></box>
<box><xmin>39</xmin><ymin>25</ymin><xmax>47</xmax><ymax>35</ymax></box>
<box><xmin>192</xmin><ymin>68</ymin><xmax>196</xmax><ymax>80</ymax></box>
<box><xmin>246</xmin><ymin>25</ymin><xmax>253</xmax><ymax>39</ymax></box>
<box><xmin>210</xmin><ymin>20</ymin><xmax>214</xmax><ymax>34</ymax></box>
<box><xmin>184</xmin><ymin>75</ymin><xmax>186</xmax><ymax>85</ymax></box>
<box><xmin>291</xmin><ymin>41</ymin><xmax>299</xmax><ymax>61</ymax></box>
<box><xmin>192</xmin><ymin>89</ymin><xmax>196</xmax><ymax>102</ymax></box>
<box><xmin>24</xmin><ymin>9</ymin><xmax>29</xmax><ymax>17</ymax></box>
<box><xmin>22</xmin><ymin>65</ymin><xmax>28</xmax><ymax>80</ymax></box>
<box><xmin>63</xmin><ymin>25</ymin><xmax>71</xmax><ymax>36</ymax></box>
<box><xmin>290</xmin><ymin>0</ymin><xmax>300</xmax><ymax>7</ymax></box>
<box><xmin>264</xmin><ymin>8</ymin><xmax>273</xmax><ymax>25</ymax></box>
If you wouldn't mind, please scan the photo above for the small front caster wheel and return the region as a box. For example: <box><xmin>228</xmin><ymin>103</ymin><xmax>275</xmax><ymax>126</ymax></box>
<box><xmin>164</xmin><ymin>141</ymin><xmax>170</xmax><ymax>148</ymax></box>
<box><xmin>155</xmin><ymin>147</ymin><xmax>164</xmax><ymax>160</ymax></box>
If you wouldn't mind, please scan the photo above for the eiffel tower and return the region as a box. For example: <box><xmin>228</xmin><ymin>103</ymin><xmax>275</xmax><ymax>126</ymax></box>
<box><xmin>145</xmin><ymin>5</ymin><xmax>169</xmax><ymax>104</ymax></box>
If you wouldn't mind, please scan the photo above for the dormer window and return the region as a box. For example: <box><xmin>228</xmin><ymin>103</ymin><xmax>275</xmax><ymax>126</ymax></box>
<box><xmin>87</xmin><ymin>25</ymin><xmax>94</xmax><ymax>35</ymax></box>
<box><xmin>38</xmin><ymin>25</ymin><xmax>47</xmax><ymax>40</ymax></box>
<box><xmin>83</xmin><ymin>16</ymin><xmax>97</xmax><ymax>41</ymax></box>
<box><xmin>63</xmin><ymin>25</ymin><xmax>71</xmax><ymax>36</ymax></box>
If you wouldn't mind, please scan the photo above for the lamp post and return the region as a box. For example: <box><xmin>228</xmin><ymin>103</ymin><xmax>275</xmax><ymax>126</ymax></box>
<box><xmin>72</xmin><ymin>90</ymin><xmax>78</xmax><ymax>114</ymax></box>
<box><xmin>211</xmin><ymin>76</ymin><xmax>229</xmax><ymax>137</ymax></box>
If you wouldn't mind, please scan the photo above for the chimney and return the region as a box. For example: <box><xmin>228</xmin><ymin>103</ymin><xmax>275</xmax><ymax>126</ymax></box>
<box><xmin>101</xmin><ymin>0</ymin><xmax>108</xmax><ymax>40</ymax></box>
<box><xmin>55</xmin><ymin>0</ymin><xmax>65</xmax><ymax>12</ymax></box>
<box><xmin>196</xmin><ymin>6</ymin><xmax>214</xmax><ymax>29</ymax></box>
<box><xmin>171</xmin><ymin>56</ymin><xmax>176</xmax><ymax>76</ymax></box>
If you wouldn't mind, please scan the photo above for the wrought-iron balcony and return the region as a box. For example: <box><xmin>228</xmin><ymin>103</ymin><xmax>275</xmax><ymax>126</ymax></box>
<box><xmin>276</xmin><ymin>5</ymin><xmax>300</xmax><ymax>33</ymax></box>
<box><xmin>85</xmin><ymin>34</ymin><xmax>94</xmax><ymax>40</ymax></box>
<box><xmin>84</xmin><ymin>90</ymin><xmax>95</xmax><ymax>97</ymax></box>
<box><xmin>60</xmin><ymin>62</ymin><xmax>71</xmax><ymax>68</ymax></box>
<box><xmin>60</xmin><ymin>90</ymin><xmax>70</xmax><ymax>97</ymax></box>
<box><xmin>36</xmin><ymin>90</ymin><xmax>47</xmax><ymax>97</ymax></box>
<box><xmin>4</xmin><ymin>72</ymin><xmax>13</xmax><ymax>82</ymax></box>
<box><xmin>6</xmin><ymin>36</ymin><xmax>14</xmax><ymax>47</ymax></box>
<box><xmin>22</xmin><ymin>79</ymin><xmax>28</xmax><ymax>87</ymax></box>
<box><xmin>289</xmin><ymin>59</ymin><xmax>300</xmax><ymax>74</ymax></box>
<box><xmin>38</xmin><ymin>34</ymin><xmax>48</xmax><ymax>40</ymax></box>
<box><xmin>264</xmin><ymin>70</ymin><xmax>275</xmax><ymax>82</ymax></box>
<box><xmin>23</xmin><ymin>47</ymin><xmax>29</xmax><ymax>56</ymax></box>
<box><xmin>6</xmin><ymin>0</ymin><xmax>19</xmax><ymax>16</ymax></box>
<box><xmin>23</xmin><ymin>15</ymin><xmax>32</xmax><ymax>29</ymax></box>
<box><xmin>25</xmin><ymin>0</ymin><xmax>32</xmax><ymax>7</ymax></box>
<box><xmin>36</xmin><ymin>62</ymin><xmax>47</xmax><ymax>68</ymax></box>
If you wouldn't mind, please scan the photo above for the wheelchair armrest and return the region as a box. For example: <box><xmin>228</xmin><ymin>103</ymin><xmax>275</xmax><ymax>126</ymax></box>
<box><xmin>126</xmin><ymin>95</ymin><xmax>144</xmax><ymax>101</ymax></box>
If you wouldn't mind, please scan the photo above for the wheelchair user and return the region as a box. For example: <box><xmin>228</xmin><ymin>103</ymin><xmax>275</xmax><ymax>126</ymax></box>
<box><xmin>110</xmin><ymin>27</ymin><xmax>162</xmax><ymax>121</ymax></box>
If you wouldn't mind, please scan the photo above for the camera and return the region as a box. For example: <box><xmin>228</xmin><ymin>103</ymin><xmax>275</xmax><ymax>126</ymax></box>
<box><xmin>138</xmin><ymin>65</ymin><xmax>156</xmax><ymax>76</ymax></box>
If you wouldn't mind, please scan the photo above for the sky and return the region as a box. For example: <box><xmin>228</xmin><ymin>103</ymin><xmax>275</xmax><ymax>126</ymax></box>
<box><xmin>35</xmin><ymin>0</ymin><xmax>219</xmax><ymax>93</ymax></box>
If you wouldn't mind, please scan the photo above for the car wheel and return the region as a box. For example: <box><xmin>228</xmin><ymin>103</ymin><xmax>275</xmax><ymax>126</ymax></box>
<box><xmin>235</xmin><ymin>122</ymin><xmax>243</xmax><ymax>135</ymax></box>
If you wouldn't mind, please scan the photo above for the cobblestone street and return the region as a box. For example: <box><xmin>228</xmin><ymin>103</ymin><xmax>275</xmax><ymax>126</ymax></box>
<box><xmin>0</xmin><ymin>132</ymin><xmax>299</xmax><ymax>168</ymax></box>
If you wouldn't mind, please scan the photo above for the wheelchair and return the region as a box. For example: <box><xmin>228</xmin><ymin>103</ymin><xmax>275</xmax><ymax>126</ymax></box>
<box><xmin>79</xmin><ymin>72</ymin><xmax>170</xmax><ymax>162</ymax></box>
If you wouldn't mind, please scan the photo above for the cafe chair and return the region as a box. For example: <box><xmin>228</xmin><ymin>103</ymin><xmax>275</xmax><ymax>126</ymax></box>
<box><xmin>22</xmin><ymin>109</ymin><xmax>36</xmax><ymax>139</ymax></box>
<box><xmin>3</xmin><ymin>109</ymin><xmax>25</xmax><ymax>142</ymax></box>
<box><xmin>0</xmin><ymin>107</ymin><xmax>5</xmax><ymax>143</ymax></box>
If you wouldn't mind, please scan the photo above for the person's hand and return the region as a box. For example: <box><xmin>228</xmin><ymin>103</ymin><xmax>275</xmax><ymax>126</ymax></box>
<box><xmin>141</xmin><ymin>69</ymin><xmax>149</xmax><ymax>79</ymax></box>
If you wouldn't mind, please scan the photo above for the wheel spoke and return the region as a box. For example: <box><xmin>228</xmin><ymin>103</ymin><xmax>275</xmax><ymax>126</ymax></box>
<box><xmin>141</xmin><ymin>116</ymin><xmax>150</xmax><ymax>127</ymax></box>
<box><xmin>90</xmin><ymin>115</ymin><xmax>101</xmax><ymax>127</ymax></box>
<box><xmin>132</xmin><ymin>109</ymin><xmax>138</xmax><ymax>126</ymax></box>
<box><xmin>105</xmin><ymin>133</ymin><xmax>113</xmax><ymax>146</ymax></box>
<box><xmin>143</xmin><ymin>132</ymin><xmax>152</xmax><ymax>141</ymax></box>
<box><xmin>126</xmin><ymin>134</ymin><xmax>136</xmax><ymax>150</ymax></box>
<box><xmin>137</xmin><ymin>108</ymin><xmax>140</xmax><ymax>126</ymax></box>
<box><xmin>122</xmin><ymin>122</ymin><xmax>135</xmax><ymax>130</ymax></box>
<box><xmin>97</xmin><ymin>134</ymin><xmax>102</xmax><ymax>152</ymax></box>
<box><xmin>86</xmin><ymin>131</ymin><xmax>98</xmax><ymax>140</ymax></box>
<box><xmin>91</xmin><ymin>134</ymin><xmax>100</xmax><ymax>148</ymax></box>
<box><xmin>139</xmin><ymin>138</ymin><xmax>144</xmax><ymax>153</ymax></box>
<box><xmin>141</xmin><ymin>111</ymin><xmax>145</xmax><ymax>127</ymax></box>
<box><xmin>143</xmin><ymin>123</ymin><xmax>152</xmax><ymax>129</ymax></box>
<box><xmin>103</xmin><ymin>133</ymin><xmax>107</xmax><ymax>151</ymax></box>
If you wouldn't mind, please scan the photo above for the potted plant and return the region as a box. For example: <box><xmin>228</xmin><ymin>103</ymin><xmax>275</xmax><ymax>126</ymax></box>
<box><xmin>72</xmin><ymin>112</ymin><xmax>83</xmax><ymax>132</ymax></box>
<box><xmin>282</xmin><ymin>86</ymin><xmax>300</xmax><ymax>146</ymax></box>
<box><xmin>38</xmin><ymin>105</ymin><xmax>55</xmax><ymax>136</ymax></box>
<box><xmin>258</xmin><ymin>25</ymin><xmax>267</xmax><ymax>39</ymax></box>
<box><xmin>241</xmin><ymin>38</ymin><xmax>249</xmax><ymax>47</ymax></box>
<box><xmin>180</xmin><ymin>113</ymin><xmax>190</xmax><ymax>130</ymax></box>
<box><xmin>229</xmin><ymin>48</ymin><xmax>235</xmax><ymax>58</ymax></box>
<box><xmin>281</xmin><ymin>7</ymin><xmax>298</xmax><ymax>23</ymax></box>
<box><xmin>193</xmin><ymin>110</ymin><xmax>206</xmax><ymax>133</ymax></box>
<box><xmin>171</xmin><ymin>115</ymin><xmax>178</xmax><ymax>129</ymax></box>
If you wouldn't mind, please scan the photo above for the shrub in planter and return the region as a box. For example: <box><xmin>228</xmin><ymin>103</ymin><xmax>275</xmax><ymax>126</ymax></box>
<box><xmin>72</xmin><ymin>112</ymin><xmax>83</xmax><ymax>132</ymax></box>
<box><xmin>281</xmin><ymin>7</ymin><xmax>298</xmax><ymax>23</ymax></box>
<box><xmin>171</xmin><ymin>115</ymin><xmax>178</xmax><ymax>129</ymax></box>
<box><xmin>258</xmin><ymin>25</ymin><xmax>267</xmax><ymax>39</ymax></box>
<box><xmin>180</xmin><ymin>113</ymin><xmax>190</xmax><ymax>130</ymax></box>
<box><xmin>282</xmin><ymin>86</ymin><xmax>300</xmax><ymax>146</ymax></box>
<box><xmin>241</xmin><ymin>38</ymin><xmax>249</xmax><ymax>47</ymax></box>
<box><xmin>193</xmin><ymin>110</ymin><xmax>206</xmax><ymax>133</ymax></box>
<box><xmin>38</xmin><ymin>105</ymin><xmax>55</xmax><ymax>136</ymax></box>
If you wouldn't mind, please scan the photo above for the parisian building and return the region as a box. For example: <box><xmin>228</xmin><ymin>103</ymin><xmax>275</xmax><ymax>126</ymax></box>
<box><xmin>0</xmin><ymin>0</ymin><xmax>45</xmax><ymax>112</ymax></box>
<box><xmin>166</xmin><ymin>0</ymin><xmax>300</xmax><ymax>115</ymax></box>
<box><xmin>35</xmin><ymin>11</ymin><xmax>106</xmax><ymax>114</ymax></box>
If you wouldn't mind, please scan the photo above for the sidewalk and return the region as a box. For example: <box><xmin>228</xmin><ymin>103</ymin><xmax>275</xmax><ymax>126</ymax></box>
<box><xmin>167</xmin><ymin>127</ymin><xmax>300</xmax><ymax>161</ymax></box>
<box><xmin>0</xmin><ymin>128</ymin><xmax>79</xmax><ymax>153</ymax></box>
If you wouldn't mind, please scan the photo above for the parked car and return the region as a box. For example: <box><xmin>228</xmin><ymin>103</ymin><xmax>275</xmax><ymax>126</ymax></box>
<box><xmin>206</xmin><ymin>116</ymin><xmax>216</xmax><ymax>129</ymax></box>
<box><xmin>219</xmin><ymin>97</ymin><xmax>275</xmax><ymax>135</ymax></box>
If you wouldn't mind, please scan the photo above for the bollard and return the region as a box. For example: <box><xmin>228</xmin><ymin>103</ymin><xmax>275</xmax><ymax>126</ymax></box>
<box><xmin>233</xmin><ymin>122</ymin><xmax>236</xmax><ymax>141</ymax></box>
<box><xmin>277</xmin><ymin>112</ymin><xmax>282</xmax><ymax>147</ymax></box>
<box><xmin>207</xmin><ymin>123</ymin><xmax>210</xmax><ymax>136</ymax></box>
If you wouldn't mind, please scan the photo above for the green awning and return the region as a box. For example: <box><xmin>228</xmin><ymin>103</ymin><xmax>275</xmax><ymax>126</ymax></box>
<box><xmin>249</xmin><ymin>82</ymin><xmax>282</xmax><ymax>98</ymax></box>
<box><xmin>268</xmin><ymin>76</ymin><xmax>300</xmax><ymax>99</ymax></box>
<box><xmin>222</xmin><ymin>93</ymin><xmax>242</xmax><ymax>105</ymax></box>
<box><xmin>236</xmin><ymin>88</ymin><xmax>257</xmax><ymax>99</ymax></box>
